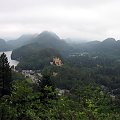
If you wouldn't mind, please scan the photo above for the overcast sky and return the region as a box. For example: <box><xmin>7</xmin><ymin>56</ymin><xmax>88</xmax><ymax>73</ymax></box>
<box><xmin>0</xmin><ymin>0</ymin><xmax>120</xmax><ymax>41</ymax></box>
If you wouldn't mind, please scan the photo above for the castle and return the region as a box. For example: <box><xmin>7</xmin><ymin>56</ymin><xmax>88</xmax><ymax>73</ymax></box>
<box><xmin>50</xmin><ymin>57</ymin><xmax>63</xmax><ymax>66</ymax></box>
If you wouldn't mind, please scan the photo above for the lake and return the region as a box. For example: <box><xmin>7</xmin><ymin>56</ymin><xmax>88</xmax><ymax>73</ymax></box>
<box><xmin>0</xmin><ymin>51</ymin><xmax>19</xmax><ymax>67</ymax></box>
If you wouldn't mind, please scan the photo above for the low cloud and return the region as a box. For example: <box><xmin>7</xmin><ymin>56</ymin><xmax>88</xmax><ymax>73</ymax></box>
<box><xmin>0</xmin><ymin>0</ymin><xmax>120</xmax><ymax>41</ymax></box>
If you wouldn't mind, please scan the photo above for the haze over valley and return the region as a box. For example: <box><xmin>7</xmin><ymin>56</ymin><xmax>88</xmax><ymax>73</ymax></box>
<box><xmin>0</xmin><ymin>0</ymin><xmax>120</xmax><ymax>119</ymax></box>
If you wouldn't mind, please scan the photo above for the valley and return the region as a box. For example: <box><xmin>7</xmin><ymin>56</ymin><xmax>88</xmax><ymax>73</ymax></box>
<box><xmin>0</xmin><ymin>31</ymin><xmax>120</xmax><ymax>119</ymax></box>
<box><xmin>1</xmin><ymin>0</ymin><xmax>120</xmax><ymax>119</ymax></box>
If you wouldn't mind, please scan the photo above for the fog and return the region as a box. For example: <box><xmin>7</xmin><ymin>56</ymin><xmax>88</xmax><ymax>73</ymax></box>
<box><xmin>0</xmin><ymin>0</ymin><xmax>120</xmax><ymax>41</ymax></box>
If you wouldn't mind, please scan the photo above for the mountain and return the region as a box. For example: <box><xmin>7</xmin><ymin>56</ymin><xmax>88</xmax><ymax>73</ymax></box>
<box><xmin>33</xmin><ymin>31</ymin><xmax>69</xmax><ymax>51</ymax></box>
<box><xmin>12</xmin><ymin>30</ymin><xmax>120</xmax><ymax>70</ymax></box>
<box><xmin>70</xmin><ymin>37</ymin><xmax>120</xmax><ymax>58</ymax></box>
<box><xmin>11</xmin><ymin>31</ymin><xmax>70</xmax><ymax>69</ymax></box>
<box><xmin>7</xmin><ymin>31</ymin><xmax>69</xmax><ymax>51</ymax></box>
<box><xmin>0</xmin><ymin>39</ymin><xmax>10</xmax><ymax>51</ymax></box>
<box><xmin>102</xmin><ymin>38</ymin><xmax>116</xmax><ymax>43</ymax></box>
<box><xmin>83</xmin><ymin>38</ymin><xmax>118</xmax><ymax>50</ymax></box>
<box><xmin>36</xmin><ymin>31</ymin><xmax>60</xmax><ymax>41</ymax></box>
<box><xmin>99</xmin><ymin>38</ymin><xmax>117</xmax><ymax>49</ymax></box>
<box><xmin>7</xmin><ymin>34</ymin><xmax>37</xmax><ymax>49</ymax></box>
<box><xmin>12</xmin><ymin>31</ymin><xmax>70</xmax><ymax>56</ymax></box>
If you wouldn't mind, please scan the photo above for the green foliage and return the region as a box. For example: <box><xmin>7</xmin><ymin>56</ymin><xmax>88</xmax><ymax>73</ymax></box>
<box><xmin>0</xmin><ymin>53</ymin><xmax>12</xmax><ymax>96</ymax></box>
<box><xmin>1</xmin><ymin>36</ymin><xmax>120</xmax><ymax>119</ymax></box>
<box><xmin>11</xmin><ymin>71</ymin><xmax>25</xmax><ymax>81</ymax></box>
<box><xmin>13</xmin><ymin>48</ymin><xmax>62</xmax><ymax>70</ymax></box>
<box><xmin>0</xmin><ymin>80</ymin><xmax>119</xmax><ymax>120</ymax></box>
<box><xmin>42</xmin><ymin>65</ymin><xmax>94</xmax><ymax>89</ymax></box>
<box><xmin>70</xmin><ymin>84</ymin><xmax>120</xmax><ymax>120</ymax></box>
<box><xmin>0</xmin><ymin>80</ymin><xmax>41</xmax><ymax>120</ymax></box>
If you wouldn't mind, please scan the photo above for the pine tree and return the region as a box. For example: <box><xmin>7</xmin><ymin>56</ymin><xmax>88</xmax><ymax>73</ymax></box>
<box><xmin>0</xmin><ymin>53</ymin><xmax>11</xmax><ymax>96</ymax></box>
<box><xmin>39</xmin><ymin>74</ymin><xmax>56</xmax><ymax>104</ymax></box>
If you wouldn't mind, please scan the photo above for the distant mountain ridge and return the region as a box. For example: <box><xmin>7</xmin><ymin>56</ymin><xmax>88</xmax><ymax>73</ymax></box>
<box><xmin>1</xmin><ymin>30</ymin><xmax>120</xmax><ymax>61</ymax></box>
<box><xmin>72</xmin><ymin>37</ymin><xmax>120</xmax><ymax>58</ymax></box>
<box><xmin>7</xmin><ymin>31</ymin><xmax>67</xmax><ymax>50</ymax></box>
<box><xmin>7</xmin><ymin>34</ymin><xmax>37</xmax><ymax>49</ymax></box>
<box><xmin>4</xmin><ymin>31</ymin><xmax>120</xmax><ymax>53</ymax></box>
<box><xmin>0</xmin><ymin>39</ymin><xmax>11</xmax><ymax>51</ymax></box>
<box><xmin>11</xmin><ymin>32</ymin><xmax>120</xmax><ymax>60</ymax></box>
<box><xmin>8</xmin><ymin>31</ymin><xmax>120</xmax><ymax>69</ymax></box>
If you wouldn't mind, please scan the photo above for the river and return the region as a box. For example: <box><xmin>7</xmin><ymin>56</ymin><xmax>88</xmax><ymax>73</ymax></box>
<box><xmin>0</xmin><ymin>51</ymin><xmax>19</xmax><ymax>67</ymax></box>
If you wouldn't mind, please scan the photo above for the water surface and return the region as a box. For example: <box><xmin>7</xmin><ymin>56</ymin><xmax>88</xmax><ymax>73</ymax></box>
<box><xmin>0</xmin><ymin>51</ymin><xmax>19</xmax><ymax>67</ymax></box>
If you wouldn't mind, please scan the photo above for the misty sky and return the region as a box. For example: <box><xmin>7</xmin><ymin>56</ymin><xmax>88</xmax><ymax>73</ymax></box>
<box><xmin>0</xmin><ymin>0</ymin><xmax>120</xmax><ymax>41</ymax></box>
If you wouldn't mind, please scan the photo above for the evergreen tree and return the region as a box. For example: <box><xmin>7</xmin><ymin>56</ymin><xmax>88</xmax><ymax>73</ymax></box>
<box><xmin>39</xmin><ymin>74</ymin><xmax>56</xmax><ymax>104</ymax></box>
<box><xmin>0</xmin><ymin>53</ymin><xmax>11</xmax><ymax>96</ymax></box>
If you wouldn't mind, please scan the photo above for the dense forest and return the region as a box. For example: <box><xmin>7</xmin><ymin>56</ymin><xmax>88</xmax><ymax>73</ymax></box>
<box><xmin>0</xmin><ymin>53</ymin><xmax>120</xmax><ymax>120</ymax></box>
<box><xmin>0</xmin><ymin>31</ymin><xmax>120</xmax><ymax>119</ymax></box>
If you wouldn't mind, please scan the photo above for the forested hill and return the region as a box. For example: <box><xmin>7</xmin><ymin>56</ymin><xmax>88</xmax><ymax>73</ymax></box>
<box><xmin>11</xmin><ymin>31</ymin><xmax>70</xmax><ymax>53</ymax></box>
<box><xmin>12</xmin><ymin>47</ymin><xmax>62</xmax><ymax>70</ymax></box>
<box><xmin>5</xmin><ymin>31</ymin><xmax>120</xmax><ymax>57</ymax></box>
<box><xmin>31</xmin><ymin>31</ymin><xmax>70</xmax><ymax>52</ymax></box>
<box><xmin>7</xmin><ymin>31</ymin><xmax>70</xmax><ymax>51</ymax></box>
<box><xmin>1</xmin><ymin>32</ymin><xmax>120</xmax><ymax>119</ymax></box>
<box><xmin>0</xmin><ymin>39</ymin><xmax>11</xmax><ymax>51</ymax></box>
<box><xmin>11</xmin><ymin>31</ymin><xmax>69</xmax><ymax>69</ymax></box>
<box><xmin>11</xmin><ymin>33</ymin><xmax>120</xmax><ymax>70</ymax></box>
<box><xmin>71</xmin><ymin>38</ymin><xmax>120</xmax><ymax>58</ymax></box>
